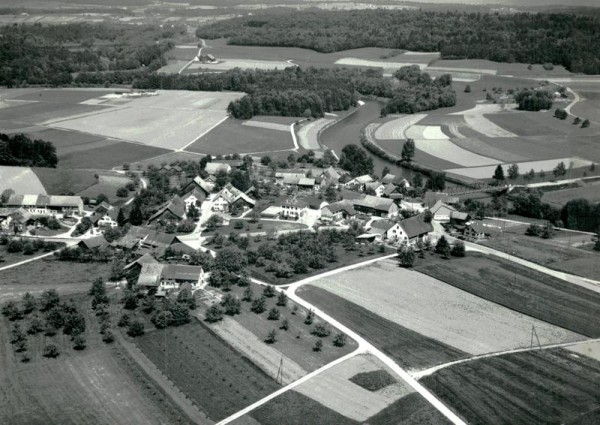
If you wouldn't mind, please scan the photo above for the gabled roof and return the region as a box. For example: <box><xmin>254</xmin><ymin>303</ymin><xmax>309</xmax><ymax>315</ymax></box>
<box><xmin>77</xmin><ymin>236</ymin><xmax>110</xmax><ymax>250</ymax></box>
<box><xmin>399</xmin><ymin>216</ymin><xmax>433</xmax><ymax>239</ymax></box>
<box><xmin>124</xmin><ymin>253</ymin><xmax>158</xmax><ymax>270</ymax></box>
<box><xmin>322</xmin><ymin>200</ymin><xmax>356</xmax><ymax>215</ymax></box>
<box><xmin>352</xmin><ymin>195</ymin><xmax>395</xmax><ymax>212</ymax></box>
<box><xmin>182</xmin><ymin>176</ymin><xmax>212</xmax><ymax>195</ymax></box>
<box><xmin>468</xmin><ymin>222</ymin><xmax>501</xmax><ymax>236</ymax></box>
<box><xmin>217</xmin><ymin>159</ymin><xmax>243</xmax><ymax>167</ymax></box>
<box><xmin>137</xmin><ymin>263</ymin><xmax>164</xmax><ymax>287</ymax></box>
<box><xmin>383</xmin><ymin>183</ymin><xmax>399</xmax><ymax>196</ymax></box>
<box><xmin>381</xmin><ymin>174</ymin><xmax>396</xmax><ymax>184</ymax></box>
<box><xmin>143</xmin><ymin>230</ymin><xmax>178</xmax><ymax>247</ymax></box>
<box><xmin>322</xmin><ymin>166</ymin><xmax>341</xmax><ymax>181</ymax></box>
<box><xmin>275</xmin><ymin>169</ymin><xmax>306</xmax><ymax>178</ymax></box>
<box><xmin>215</xmin><ymin>183</ymin><xmax>255</xmax><ymax>206</ymax></box>
<box><xmin>182</xmin><ymin>188</ymin><xmax>206</xmax><ymax>202</ymax></box>
<box><xmin>7</xmin><ymin>194</ymin><xmax>82</xmax><ymax>208</ymax></box>
<box><xmin>163</xmin><ymin>264</ymin><xmax>203</xmax><ymax>281</ymax></box>
<box><xmin>370</xmin><ymin>219</ymin><xmax>397</xmax><ymax>232</ymax></box>
<box><xmin>282</xmin><ymin>175</ymin><xmax>301</xmax><ymax>185</ymax></box>
<box><xmin>298</xmin><ymin>178</ymin><xmax>316</xmax><ymax>187</ymax></box>
<box><xmin>147</xmin><ymin>195</ymin><xmax>186</xmax><ymax>222</ymax></box>
<box><xmin>430</xmin><ymin>200</ymin><xmax>457</xmax><ymax>215</ymax></box>
<box><xmin>349</xmin><ymin>175</ymin><xmax>374</xmax><ymax>184</ymax></box>
<box><xmin>424</xmin><ymin>192</ymin><xmax>459</xmax><ymax>208</ymax></box>
<box><xmin>451</xmin><ymin>211</ymin><xmax>469</xmax><ymax>221</ymax></box>
<box><xmin>365</xmin><ymin>181</ymin><xmax>384</xmax><ymax>191</ymax></box>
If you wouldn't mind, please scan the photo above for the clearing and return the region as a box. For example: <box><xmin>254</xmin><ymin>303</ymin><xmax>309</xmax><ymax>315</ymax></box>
<box><xmin>78</xmin><ymin>174</ymin><xmax>135</xmax><ymax>203</ymax></box>
<box><xmin>298</xmin><ymin>285</ymin><xmax>467</xmax><ymax>370</ymax></box>
<box><xmin>135</xmin><ymin>321</ymin><xmax>279</xmax><ymax>422</ymax></box>
<box><xmin>421</xmin><ymin>349</ymin><xmax>600</xmax><ymax>425</ymax></box>
<box><xmin>186</xmin><ymin>59</ymin><xmax>293</xmax><ymax>72</ymax></box>
<box><xmin>0</xmin><ymin>166</ymin><xmax>47</xmax><ymax>195</ymax></box>
<box><xmin>306</xmin><ymin>259</ymin><xmax>582</xmax><ymax>355</ymax></box>
<box><xmin>414</xmin><ymin>253</ymin><xmax>600</xmax><ymax>338</ymax></box>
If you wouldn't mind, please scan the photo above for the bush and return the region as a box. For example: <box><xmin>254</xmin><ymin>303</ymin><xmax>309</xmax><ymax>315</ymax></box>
<box><xmin>333</xmin><ymin>332</ymin><xmax>347</xmax><ymax>347</ymax></box>
<box><xmin>251</xmin><ymin>296</ymin><xmax>267</xmax><ymax>314</ymax></box>
<box><xmin>276</xmin><ymin>292</ymin><xmax>288</xmax><ymax>307</ymax></box>
<box><xmin>7</xmin><ymin>239</ymin><xmax>23</xmax><ymax>253</ymax></box>
<box><xmin>525</xmin><ymin>224</ymin><xmax>542</xmax><ymax>236</ymax></box>
<box><xmin>221</xmin><ymin>294</ymin><xmax>241</xmax><ymax>316</ymax></box>
<box><xmin>265</xmin><ymin>329</ymin><xmax>277</xmax><ymax>344</ymax></box>
<box><xmin>116</xmin><ymin>187</ymin><xmax>129</xmax><ymax>198</ymax></box>
<box><xmin>117</xmin><ymin>313</ymin><xmax>131</xmax><ymax>327</ymax></box>
<box><xmin>73</xmin><ymin>334</ymin><xmax>86</xmax><ymax>350</ymax></box>
<box><xmin>22</xmin><ymin>242</ymin><xmax>35</xmax><ymax>255</ymax></box>
<box><xmin>451</xmin><ymin>241</ymin><xmax>466</xmax><ymax>257</ymax></box>
<box><xmin>263</xmin><ymin>285</ymin><xmax>276</xmax><ymax>298</ymax></box>
<box><xmin>2</xmin><ymin>301</ymin><xmax>23</xmax><ymax>321</ymax></box>
<box><xmin>267</xmin><ymin>307</ymin><xmax>280</xmax><ymax>320</ymax></box>
<box><xmin>127</xmin><ymin>320</ymin><xmax>145</xmax><ymax>337</ymax></box>
<box><xmin>152</xmin><ymin>310</ymin><xmax>174</xmax><ymax>328</ymax></box>
<box><xmin>102</xmin><ymin>330</ymin><xmax>115</xmax><ymax>344</ymax></box>
<box><xmin>305</xmin><ymin>310</ymin><xmax>314</xmax><ymax>325</ymax></box>
<box><xmin>313</xmin><ymin>339</ymin><xmax>323</xmax><ymax>352</ymax></box>
<box><xmin>205</xmin><ymin>304</ymin><xmax>223</xmax><ymax>323</ymax></box>
<box><xmin>27</xmin><ymin>317</ymin><xmax>44</xmax><ymax>335</ymax></box>
<box><xmin>242</xmin><ymin>287</ymin><xmax>253</xmax><ymax>302</ymax></box>
<box><xmin>280</xmin><ymin>318</ymin><xmax>289</xmax><ymax>330</ymax></box>
<box><xmin>311</xmin><ymin>323</ymin><xmax>331</xmax><ymax>337</ymax></box>
<box><xmin>43</xmin><ymin>344</ymin><xmax>60</xmax><ymax>358</ymax></box>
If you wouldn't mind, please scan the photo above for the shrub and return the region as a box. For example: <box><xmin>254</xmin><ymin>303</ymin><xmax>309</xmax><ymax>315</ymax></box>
<box><xmin>276</xmin><ymin>292</ymin><xmax>287</xmax><ymax>307</ymax></box>
<box><xmin>265</xmin><ymin>329</ymin><xmax>277</xmax><ymax>344</ymax></box>
<box><xmin>242</xmin><ymin>287</ymin><xmax>253</xmax><ymax>302</ymax></box>
<box><xmin>525</xmin><ymin>224</ymin><xmax>542</xmax><ymax>236</ymax></box>
<box><xmin>205</xmin><ymin>305</ymin><xmax>223</xmax><ymax>323</ymax></box>
<box><xmin>251</xmin><ymin>296</ymin><xmax>267</xmax><ymax>314</ymax></box>
<box><xmin>116</xmin><ymin>187</ymin><xmax>129</xmax><ymax>198</ymax></box>
<box><xmin>102</xmin><ymin>330</ymin><xmax>115</xmax><ymax>344</ymax></box>
<box><xmin>313</xmin><ymin>339</ymin><xmax>323</xmax><ymax>352</ymax></box>
<box><xmin>27</xmin><ymin>317</ymin><xmax>44</xmax><ymax>335</ymax></box>
<box><xmin>14</xmin><ymin>339</ymin><xmax>27</xmax><ymax>353</ymax></box>
<box><xmin>221</xmin><ymin>294</ymin><xmax>241</xmax><ymax>316</ymax></box>
<box><xmin>311</xmin><ymin>323</ymin><xmax>331</xmax><ymax>337</ymax></box>
<box><xmin>43</xmin><ymin>344</ymin><xmax>60</xmax><ymax>358</ymax></box>
<box><xmin>451</xmin><ymin>241</ymin><xmax>466</xmax><ymax>257</ymax></box>
<box><xmin>152</xmin><ymin>310</ymin><xmax>174</xmax><ymax>328</ymax></box>
<box><xmin>280</xmin><ymin>318</ymin><xmax>289</xmax><ymax>331</ymax></box>
<box><xmin>263</xmin><ymin>285</ymin><xmax>276</xmax><ymax>298</ymax></box>
<box><xmin>117</xmin><ymin>313</ymin><xmax>131</xmax><ymax>327</ymax></box>
<box><xmin>333</xmin><ymin>332</ymin><xmax>347</xmax><ymax>347</ymax></box>
<box><xmin>127</xmin><ymin>321</ymin><xmax>145</xmax><ymax>337</ymax></box>
<box><xmin>73</xmin><ymin>334</ymin><xmax>86</xmax><ymax>350</ymax></box>
<box><xmin>267</xmin><ymin>307</ymin><xmax>280</xmax><ymax>320</ymax></box>
<box><xmin>7</xmin><ymin>239</ymin><xmax>23</xmax><ymax>253</ymax></box>
<box><xmin>22</xmin><ymin>242</ymin><xmax>35</xmax><ymax>255</ymax></box>
<box><xmin>305</xmin><ymin>310</ymin><xmax>314</xmax><ymax>325</ymax></box>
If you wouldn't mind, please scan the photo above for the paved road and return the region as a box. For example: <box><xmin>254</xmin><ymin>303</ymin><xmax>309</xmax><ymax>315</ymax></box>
<box><xmin>220</xmin><ymin>255</ymin><xmax>468</xmax><ymax>425</ymax></box>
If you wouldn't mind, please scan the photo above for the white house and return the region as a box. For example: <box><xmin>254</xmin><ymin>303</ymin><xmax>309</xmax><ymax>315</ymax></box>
<box><xmin>345</xmin><ymin>174</ymin><xmax>374</xmax><ymax>189</ymax></box>
<box><xmin>364</xmin><ymin>181</ymin><xmax>386</xmax><ymax>197</ymax></box>
<box><xmin>396</xmin><ymin>216</ymin><xmax>434</xmax><ymax>246</ymax></box>
<box><xmin>281</xmin><ymin>198</ymin><xmax>309</xmax><ymax>219</ymax></box>
<box><xmin>182</xmin><ymin>188</ymin><xmax>205</xmax><ymax>210</ymax></box>
<box><xmin>212</xmin><ymin>184</ymin><xmax>256</xmax><ymax>212</ymax></box>
<box><xmin>137</xmin><ymin>263</ymin><xmax>207</xmax><ymax>296</ymax></box>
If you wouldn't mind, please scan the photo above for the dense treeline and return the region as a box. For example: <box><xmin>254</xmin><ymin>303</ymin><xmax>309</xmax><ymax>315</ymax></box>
<box><xmin>197</xmin><ymin>10</ymin><xmax>600</xmax><ymax>74</ymax></box>
<box><xmin>515</xmin><ymin>89</ymin><xmax>554</xmax><ymax>111</ymax></box>
<box><xmin>134</xmin><ymin>66</ymin><xmax>454</xmax><ymax>119</ymax></box>
<box><xmin>0</xmin><ymin>23</ymin><xmax>181</xmax><ymax>87</ymax></box>
<box><xmin>0</xmin><ymin>133</ymin><xmax>58</xmax><ymax>168</ymax></box>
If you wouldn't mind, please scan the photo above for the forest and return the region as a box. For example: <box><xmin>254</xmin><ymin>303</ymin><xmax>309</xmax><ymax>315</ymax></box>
<box><xmin>196</xmin><ymin>10</ymin><xmax>600</xmax><ymax>74</ymax></box>
<box><xmin>0</xmin><ymin>133</ymin><xmax>58</xmax><ymax>168</ymax></box>
<box><xmin>134</xmin><ymin>66</ymin><xmax>454</xmax><ymax>119</ymax></box>
<box><xmin>0</xmin><ymin>23</ymin><xmax>182</xmax><ymax>87</ymax></box>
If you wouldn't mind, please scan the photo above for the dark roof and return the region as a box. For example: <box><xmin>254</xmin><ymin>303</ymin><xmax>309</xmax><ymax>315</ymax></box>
<box><xmin>144</xmin><ymin>230</ymin><xmax>178</xmax><ymax>248</ymax></box>
<box><xmin>383</xmin><ymin>183</ymin><xmax>399</xmax><ymax>196</ymax></box>
<box><xmin>182</xmin><ymin>176</ymin><xmax>211</xmax><ymax>195</ymax></box>
<box><xmin>399</xmin><ymin>216</ymin><xmax>433</xmax><ymax>239</ymax></box>
<box><xmin>424</xmin><ymin>192</ymin><xmax>459</xmax><ymax>208</ymax></box>
<box><xmin>77</xmin><ymin>236</ymin><xmax>110</xmax><ymax>250</ymax></box>
<box><xmin>352</xmin><ymin>195</ymin><xmax>395</xmax><ymax>212</ymax></box>
<box><xmin>169</xmin><ymin>242</ymin><xmax>198</xmax><ymax>255</ymax></box>
<box><xmin>147</xmin><ymin>195</ymin><xmax>186</xmax><ymax>222</ymax></box>
<box><xmin>468</xmin><ymin>222</ymin><xmax>502</xmax><ymax>236</ymax></box>
<box><xmin>370</xmin><ymin>219</ymin><xmax>396</xmax><ymax>232</ymax></box>
<box><xmin>124</xmin><ymin>253</ymin><xmax>158</xmax><ymax>270</ymax></box>
<box><xmin>323</xmin><ymin>201</ymin><xmax>356</xmax><ymax>215</ymax></box>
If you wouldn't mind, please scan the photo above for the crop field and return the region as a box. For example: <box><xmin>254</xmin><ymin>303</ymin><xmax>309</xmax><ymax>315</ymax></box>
<box><xmin>541</xmin><ymin>182</ymin><xmax>600</xmax><ymax>206</ymax></box>
<box><xmin>187</xmin><ymin>59</ymin><xmax>293</xmax><ymax>72</ymax></box>
<box><xmin>49</xmin><ymin>91</ymin><xmax>244</xmax><ymax>150</ymax></box>
<box><xmin>296</xmin><ymin>118</ymin><xmax>334</xmax><ymax>150</ymax></box>
<box><xmin>298</xmin><ymin>286</ymin><xmax>467</xmax><ymax>370</ymax></box>
<box><xmin>0</xmin><ymin>166</ymin><xmax>47</xmax><ymax>195</ymax></box>
<box><xmin>334</xmin><ymin>58</ymin><xmax>427</xmax><ymax>71</ymax></box>
<box><xmin>429</xmin><ymin>59</ymin><xmax>572</xmax><ymax>77</ymax></box>
<box><xmin>374</xmin><ymin>114</ymin><xmax>427</xmax><ymax>139</ymax></box>
<box><xmin>0</xmin><ymin>313</ymin><xmax>185</xmax><ymax>425</ymax></box>
<box><xmin>479</xmin><ymin>230</ymin><xmax>600</xmax><ymax>281</ymax></box>
<box><xmin>307</xmin><ymin>259</ymin><xmax>582</xmax><ymax>355</ymax></box>
<box><xmin>448</xmin><ymin>137</ymin><xmax>527</xmax><ymax>163</ymax></box>
<box><xmin>414</xmin><ymin>253</ymin><xmax>600</xmax><ymax>338</ymax></box>
<box><xmin>202</xmin><ymin>281</ymin><xmax>357</xmax><ymax>373</ymax></box>
<box><xmin>32</xmin><ymin>168</ymin><xmax>98</xmax><ymax>195</ymax></box>
<box><xmin>421</xmin><ymin>349</ymin><xmax>600</xmax><ymax>425</ymax></box>
<box><xmin>187</xmin><ymin>117</ymin><xmax>294</xmax><ymax>155</ymax></box>
<box><xmin>294</xmin><ymin>354</ymin><xmax>414</xmax><ymax>421</ymax></box>
<box><xmin>135</xmin><ymin>322</ymin><xmax>279</xmax><ymax>422</ymax></box>
<box><xmin>446</xmin><ymin>157</ymin><xmax>594</xmax><ymax>179</ymax></box>
<box><xmin>0</xmin><ymin>259</ymin><xmax>111</xmax><ymax>303</ymax></box>
<box><xmin>241</xmin><ymin>120</ymin><xmax>291</xmax><ymax>132</ymax></box>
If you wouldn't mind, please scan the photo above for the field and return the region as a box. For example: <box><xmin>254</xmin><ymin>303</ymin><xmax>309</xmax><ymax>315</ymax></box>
<box><xmin>187</xmin><ymin>117</ymin><xmax>295</xmax><ymax>155</ymax></box>
<box><xmin>187</xmin><ymin>59</ymin><xmax>292</xmax><ymax>72</ymax></box>
<box><xmin>479</xmin><ymin>227</ymin><xmax>600</xmax><ymax>280</ymax></box>
<box><xmin>32</xmin><ymin>168</ymin><xmax>98</xmax><ymax>195</ymax></box>
<box><xmin>429</xmin><ymin>59</ymin><xmax>573</xmax><ymax>77</ymax></box>
<box><xmin>48</xmin><ymin>90</ymin><xmax>244</xmax><ymax>150</ymax></box>
<box><xmin>78</xmin><ymin>174</ymin><xmax>135</xmax><ymax>203</ymax></box>
<box><xmin>541</xmin><ymin>182</ymin><xmax>600</xmax><ymax>206</ymax></box>
<box><xmin>201</xmin><ymin>281</ymin><xmax>357</xmax><ymax>375</ymax></box>
<box><xmin>0</xmin><ymin>294</ymin><xmax>188</xmax><ymax>425</ymax></box>
<box><xmin>0</xmin><ymin>259</ymin><xmax>112</xmax><ymax>303</ymax></box>
<box><xmin>414</xmin><ymin>253</ymin><xmax>600</xmax><ymax>338</ymax></box>
<box><xmin>135</xmin><ymin>321</ymin><xmax>279</xmax><ymax>422</ymax></box>
<box><xmin>0</xmin><ymin>166</ymin><xmax>47</xmax><ymax>194</ymax></box>
<box><xmin>298</xmin><ymin>285</ymin><xmax>466</xmax><ymax>370</ymax></box>
<box><xmin>306</xmin><ymin>259</ymin><xmax>582</xmax><ymax>355</ymax></box>
<box><xmin>421</xmin><ymin>349</ymin><xmax>600</xmax><ymax>425</ymax></box>
<box><xmin>205</xmin><ymin>219</ymin><xmax>308</xmax><ymax>238</ymax></box>
<box><xmin>296</xmin><ymin>118</ymin><xmax>334</xmax><ymax>150</ymax></box>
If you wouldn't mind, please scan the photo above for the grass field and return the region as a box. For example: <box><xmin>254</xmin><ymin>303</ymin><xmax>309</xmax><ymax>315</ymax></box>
<box><xmin>59</xmin><ymin>141</ymin><xmax>170</xmax><ymax>170</ymax></box>
<box><xmin>480</xmin><ymin>230</ymin><xmax>600</xmax><ymax>281</ymax></box>
<box><xmin>78</xmin><ymin>174</ymin><xmax>134</xmax><ymax>203</ymax></box>
<box><xmin>187</xmin><ymin>58</ymin><xmax>292</xmax><ymax>72</ymax></box>
<box><xmin>421</xmin><ymin>349</ymin><xmax>600</xmax><ymax>425</ymax></box>
<box><xmin>187</xmin><ymin>117</ymin><xmax>294</xmax><ymax>155</ymax></box>
<box><xmin>306</xmin><ymin>259</ymin><xmax>582</xmax><ymax>355</ymax></box>
<box><xmin>541</xmin><ymin>182</ymin><xmax>600</xmax><ymax>206</ymax></box>
<box><xmin>0</xmin><ymin>259</ymin><xmax>112</xmax><ymax>303</ymax></box>
<box><xmin>414</xmin><ymin>253</ymin><xmax>600</xmax><ymax>338</ymax></box>
<box><xmin>135</xmin><ymin>321</ymin><xmax>279</xmax><ymax>422</ymax></box>
<box><xmin>446</xmin><ymin>157</ymin><xmax>593</xmax><ymax>179</ymax></box>
<box><xmin>0</xmin><ymin>295</ymin><xmax>188</xmax><ymax>425</ymax></box>
<box><xmin>0</xmin><ymin>166</ymin><xmax>47</xmax><ymax>194</ymax></box>
<box><xmin>32</xmin><ymin>168</ymin><xmax>98</xmax><ymax>195</ymax></box>
<box><xmin>205</xmin><ymin>219</ymin><xmax>308</xmax><ymax>238</ymax></box>
<box><xmin>429</xmin><ymin>59</ymin><xmax>572</xmax><ymax>77</ymax></box>
<box><xmin>298</xmin><ymin>285</ymin><xmax>467</xmax><ymax>370</ymax></box>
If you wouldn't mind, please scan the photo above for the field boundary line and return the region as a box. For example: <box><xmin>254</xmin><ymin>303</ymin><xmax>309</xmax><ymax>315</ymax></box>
<box><xmin>412</xmin><ymin>337</ymin><xmax>600</xmax><ymax>379</ymax></box>
<box><xmin>216</xmin><ymin>349</ymin><xmax>364</xmax><ymax>425</ymax></box>
<box><xmin>179</xmin><ymin>115</ymin><xmax>230</xmax><ymax>151</ymax></box>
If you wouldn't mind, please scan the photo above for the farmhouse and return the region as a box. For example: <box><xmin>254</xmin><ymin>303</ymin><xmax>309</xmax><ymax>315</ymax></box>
<box><xmin>282</xmin><ymin>176</ymin><xmax>318</xmax><ymax>191</ymax></box>
<box><xmin>205</xmin><ymin>162</ymin><xmax>232</xmax><ymax>175</ymax></box>
<box><xmin>181</xmin><ymin>176</ymin><xmax>212</xmax><ymax>199</ymax></box>
<box><xmin>123</xmin><ymin>252</ymin><xmax>158</xmax><ymax>275</ymax></box>
<box><xmin>112</xmin><ymin>225</ymin><xmax>151</xmax><ymax>250</ymax></box>
<box><xmin>320</xmin><ymin>201</ymin><xmax>356</xmax><ymax>222</ymax></box>
<box><xmin>282</xmin><ymin>197</ymin><xmax>309</xmax><ymax>219</ymax></box>
<box><xmin>430</xmin><ymin>200</ymin><xmax>469</xmax><ymax>223</ymax></box>
<box><xmin>137</xmin><ymin>263</ymin><xmax>206</xmax><ymax>296</ymax></box>
<box><xmin>464</xmin><ymin>221</ymin><xmax>502</xmax><ymax>240</ymax></box>
<box><xmin>364</xmin><ymin>181</ymin><xmax>386</xmax><ymax>197</ymax></box>
<box><xmin>89</xmin><ymin>205</ymin><xmax>120</xmax><ymax>229</ymax></box>
<box><xmin>6</xmin><ymin>194</ymin><xmax>84</xmax><ymax>216</ymax></box>
<box><xmin>147</xmin><ymin>196</ymin><xmax>186</xmax><ymax>223</ymax></box>
<box><xmin>345</xmin><ymin>174</ymin><xmax>375</xmax><ymax>189</ymax></box>
<box><xmin>424</xmin><ymin>192</ymin><xmax>460</xmax><ymax>208</ymax></box>
<box><xmin>181</xmin><ymin>188</ymin><xmax>206</xmax><ymax>210</ymax></box>
<box><xmin>396</xmin><ymin>216</ymin><xmax>434</xmax><ymax>246</ymax></box>
<box><xmin>368</xmin><ymin>219</ymin><xmax>403</xmax><ymax>242</ymax></box>
<box><xmin>77</xmin><ymin>236</ymin><xmax>111</xmax><ymax>251</ymax></box>
<box><xmin>0</xmin><ymin>207</ymin><xmax>33</xmax><ymax>232</ymax></box>
<box><xmin>352</xmin><ymin>195</ymin><xmax>399</xmax><ymax>218</ymax></box>
<box><xmin>212</xmin><ymin>183</ymin><xmax>256</xmax><ymax>212</ymax></box>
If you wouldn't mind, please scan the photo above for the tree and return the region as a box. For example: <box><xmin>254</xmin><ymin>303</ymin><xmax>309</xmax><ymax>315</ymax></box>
<box><xmin>117</xmin><ymin>313</ymin><xmax>130</xmax><ymax>328</ymax></box>
<box><xmin>128</xmin><ymin>203</ymin><xmax>143</xmax><ymax>226</ymax></box>
<box><xmin>102</xmin><ymin>330</ymin><xmax>115</xmax><ymax>344</ymax></box>
<box><xmin>221</xmin><ymin>294</ymin><xmax>241</xmax><ymax>316</ymax></box>
<box><xmin>260</xmin><ymin>155</ymin><xmax>272</xmax><ymax>166</ymax></box>
<box><xmin>423</xmin><ymin>210</ymin><xmax>433</xmax><ymax>223</ymax></box>
<box><xmin>464</xmin><ymin>85</ymin><xmax>471</xmax><ymax>93</ymax></box>
<box><xmin>493</xmin><ymin>165</ymin><xmax>505</xmax><ymax>183</ymax></box>
<box><xmin>313</xmin><ymin>339</ymin><xmax>323</xmax><ymax>352</ymax></box>
<box><xmin>412</xmin><ymin>173</ymin><xmax>423</xmax><ymax>189</ymax></box>
<box><xmin>214</xmin><ymin>246</ymin><xmax>247</xmax><ymax>273</ymax></box>
<box><xmin>265</xmin><ymin>329</ymin><xmax>277</xmax><ymax>344</ymax></box>
<box><xmin>311</xmin><ymin>323</ymin><xmax>331</xmax><ymax>337</ymax></box>
<box><xmin>205</xmin><ymin>304</ymin><xmax>224</xmax><ymax>323</ymax></box>
<box><xmin>426</xmin><ymin>172</ymin><xmax>446</xmax><ymax>191</ymax></box>
<box><xmin>40</xmin><ymin>289</ymin><xmax>60</xmax><ymax>311</ymax></box>
<box><xmin>73</xmin><ymin>334</ymin><xmax>86</xmax><ymax>350</ymax></box>
<box><xmin>594</xmin><ymin>233</ymin><xmax>600</xmax><ymax>252</ymax></box>
<box><xmin>27</xmin><ymin>317</ymin><xmax>44</xmax><ymax>335</ymax></box>
<box><xmin>401</xmin><ymin>139</ymin><xmax>415</xmax><ymax>162</ymax></box>
<box><xmin>116</xmin><ymin>209</ymin><xmax>126</xmax><ymax>227</ymax></box>
<box><xmin>116</xmin><ymin>187</ymin><xmax>129</xmax><ymax>198</ymax></box>
<box><xmin>338</xmin><ymin>144</ymin><xmax>374</xmax><ymax>177</ymax></box>
<box><xmin>251</xmin><ymin>296</ymin><xmax>267</xmax><ymax>314</ymax></box>
<box><xmin>7</xmin><ymin>239</ymin><xmax>23</xmax><ymax>253</ymax></box>
<box><xmin>304</xmin><ymin>310</ymin><xmax>315</xmax><ymax>325</ymax></box>
<box><xmin>325</xmin><ymin>185</ymin><xmax>337</xmax><ymax>203</ymax></box>
<box><xmin>122</xmin><ymin>291</ymin><xmax>138</xmax><ymax>310</ymax></box>
<box><xmin>242</xmin><ymin>286</ymin><xmax>253</xmax><ymax>302</ymax></box>
<box><xmin>553</xmin><ymin>161</ymin><xmax>567</xmax><ymax>178</ymax></box>
<box><xmin>573</xmin><ymin>117</ymin><xmax>581</xmax><ymax>125</ymax></box>
<box><xmin>398</xmin><ymin>246</ymin><xmax>415</xmax><ymax>268</ymax></box>
<box><xmin>2</xmin><ymin>301</ymin><xmax>22</xmax><ymax>321</ymax></box>
<box><xmin>22</xmin><ymin>293</ymin><xmax>36</xmax><ymax>314</ymax></box>
<box><xmin>127</xmin><ymin>321</ymin><xmax>145</xmax><ymax>337</ymax></box>
<box><xmin>435</xmin><ymin>236</ymin><xmax>450</xmax><ymax>255</ymax></box>
<box><xmin>581</xmin><ymin>119</ymin><xmax>590</xmax><ymax>128</ymax></box>
<box><xmin>451</xmin><ymin>241</ymin><xmax>466</xmax><ymax>257</ymax></box>
<box><xmin>541</xmin><ymin>222</ymin><xmax>554</xmax><ymax>239</ymax></box>
<box><xmin>280</xmin><ymin>318</ymin><xmax>289</xmax><ymax>330</ymax></box>
<box><xmin>63</xmin><ymin>311</ymin><xmax>86</xmax><ymax>336</ymax></box>
<box><xmin>507</xmin><ymin>164</ymin><xmax>519</xmax><ymax>180</ymax></box>
<box><xmin>268</xmin><ymin>307</ymin><xmax>280</xmax><ymax>320</ymax></box>
<box><xmin>333</xmin><ymin>332</ymin><xmax>347</xmax><ymax>347</ymax></box>
<box><xmin>152</xmin><ymin>310</ymin><xmax>174</xmax><ymax>328</ymax></box>
<box><xmin>43</xmin><ymin>344</ymin><xmax>60</xmax><ymax>358</ymax></box>
<box><xmin>276</xmin><ymin>292</ymin><xmax>288</xmax><ymax>307</ymax></box>
<box><xmin>263</xmin><ymin>285</ymin><xmax>276</xmax><ymax>298</ymax></box>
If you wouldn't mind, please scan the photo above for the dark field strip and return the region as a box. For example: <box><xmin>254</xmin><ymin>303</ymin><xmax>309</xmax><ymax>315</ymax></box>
<box><xmin>421</xmin><ymin>349</ymin><xmax>600</xmax><ymax>425</ymax></box>
<box><xmin>298</xmin><ymin>286</ymin><xmax>468</xmax><ymax>370</ymax></box>
<box><xmin>136</xmin><ymin>322</ymin><xmax>279</xmax><ymax>422</ymax></box>
<box><xmin>414</xmin><ymin>254</ymin><xmax>600</xmax><ymax>338</ymax></box>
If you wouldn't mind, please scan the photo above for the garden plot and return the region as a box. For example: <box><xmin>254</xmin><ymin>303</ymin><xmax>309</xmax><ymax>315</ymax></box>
<box><xmin>447</xmin><ymin>157</ymin><xmax>594</xmax><ymax>179</ymax></box>
<box><xmin>297</xmin><ymin>118</ymin><xmax>334</xmax><ymax>150</ymax></box>
<box><xmin>242</xmin><ymin>120</ymin><xmax>291</xmax><ymax>132</ymax></box>
<box><xmin>309</xmin><ymin>259</ymin><xmax>583</xmax><ymax>355</ymax></box>
<box><xmin>294</xmin><ymin>354</ymin><xmax>413</xmax><ymax>421</ymax></box>
<box><xmin>188</xmin><ymin>58</ymin><xmax>293</xmax><ymax>71</ymax></box>
<box><xmin>47</xmin><ymin>90</ymin><xmax>244</xmax><ymax>150</ymax></box>
<box><xmin>375</xmin><ymin>114</ymin><xmax>427</xmax><ymax>140</ymax></box>
<box><xmin>335</xmin><ymin>58</ymin><xmax>427</xmax><ymax>70</ymax></box>
<box><xmin>0</xmin><ymin>166</ymin><xmax>47</xmax><ymax>194</ymax></box>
